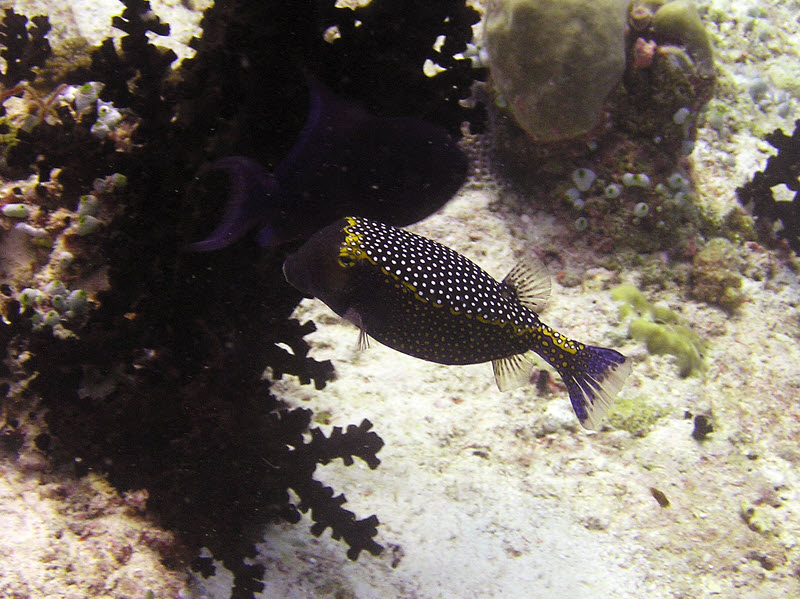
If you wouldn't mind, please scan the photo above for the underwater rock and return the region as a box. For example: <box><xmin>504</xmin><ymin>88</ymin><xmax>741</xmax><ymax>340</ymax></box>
<box><xmin>689</xmin><ymin>237</ymin><xmax>745</xmax><ymax>313</ymax></box>
<box><xmin>482</xmin><ymin>1</ymin><xmax>716</xmax><ymax>258</ymax></box>
<box><xmin>483</xmin><ymin>0</ymin><xmax>715</xmax><ymax>152</ymax></box>
<box><xmin>483</xmin><ymin>0</ymin><xmax>628</xmax><ymax>142</ymax></box>
<box><xmin>188</xmin><ymin>78</ymin><xmax>468</xmax><ymax>250</ymax></box>
<box><xmin>691</xmin><ymin>413</ymin><xmax>713</xmax><ymax>440</ymax></box>
<box><xmin>616</xmin><ymin>0</ymin><xmax>716</xmax><ymax>146</ymax></box>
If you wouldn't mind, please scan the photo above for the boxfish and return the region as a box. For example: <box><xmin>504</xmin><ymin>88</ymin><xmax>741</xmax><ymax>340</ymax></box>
<box><xmin>283</xmin><ymin>216</ymin><xmax>631</xmax><ymax>429</ymax></box>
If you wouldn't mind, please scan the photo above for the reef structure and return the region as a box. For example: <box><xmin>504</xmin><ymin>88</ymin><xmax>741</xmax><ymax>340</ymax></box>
<box><xmin>736</xmin><ymin>119</ymin><xmax>800</xmax><ymax>254</ymax></box>
<box><xmin>483</xmin><ymin>0</ymin><xmax>628</xmax><ymax>143</ymax></box>
<box><xmin>1</xmin><ymin>1</ymin><xmax>496</xmax><ymax>596</ymax></box>
<box><xmin>480</xmin><ymin>0</ymin><xmax>717</xmax><ymax>257</ymax></box>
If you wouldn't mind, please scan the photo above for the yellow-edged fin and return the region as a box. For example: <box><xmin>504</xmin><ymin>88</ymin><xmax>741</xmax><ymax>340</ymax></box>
<box><xmin>502</xmin><ymin>257</ymin><xmax>551</xmax><ymax>312</ymax></box>
<box><xmin>492</xmin><ymin>352</ymin><xmax>536</xmax><ymax>391</ymax></box>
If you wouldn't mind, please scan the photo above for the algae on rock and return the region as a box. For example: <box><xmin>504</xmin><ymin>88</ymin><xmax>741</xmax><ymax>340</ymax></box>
<box><xmin>605</xmin><ymin>393</ymin><xmax>669</xmax><ymax>437</ymax></box>
<box><xmin>650</xmin><ymin>0</ymin><xmax>715</xmax><ymax>79</ymax></box>
<box><xmin>689</xmin><ymin>238</ymin><xmax>745</xmax><ymax>313</ymax></box>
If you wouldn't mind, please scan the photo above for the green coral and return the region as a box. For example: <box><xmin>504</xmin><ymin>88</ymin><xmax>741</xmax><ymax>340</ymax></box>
<box><xmin>652</xmin><ymin>0</ymin><xmax>715</xmax><ymax>79</ymax></box>
<box><xmin>612</xmin><ymin>284</ymin><xmax>706</xmax><ymax>376</ymax></box>
<box><xmin>483</xmin><ymin>0</ymin><xmax>628</xmax><ymax>141</ymax></box>
<box><xmin>628</xmin><ymin>319</ymin><xmax>705</xmax><ymax>376</ymax></box>
<box><xmin>689</xmin><ymin>237</ymin><xmax>745</xmax><ymax>313</ymax></box>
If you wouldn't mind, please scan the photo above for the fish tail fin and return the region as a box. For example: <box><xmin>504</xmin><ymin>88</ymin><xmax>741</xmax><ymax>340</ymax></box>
<box><xmin>558</xmin><ymin>345</ymin><xmax>631</xmax><ymax>430</ymax></box>
<box><xmin>186</xmin><ymin>156</ymin><xmax>280</xmax><ymax>252</ymax></box>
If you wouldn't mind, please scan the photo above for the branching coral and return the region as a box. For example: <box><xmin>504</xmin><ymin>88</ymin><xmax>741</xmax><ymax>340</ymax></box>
<box><xmin>736</xmin><ymin>119</ymin><xmax>800</xmax><ymax>253</ymax></box>
<box><xmin>0</xmin><ymin>0</ymin><xmax>490</xmax><ymax>593</ymax></box>
<box><xmin>0</xmin><ymin>2</ymin><xmax>431</xmax><ymax>596</ymax></box>
<box><xmin>314</xmin><ymin>0</ymin><xmax>485</xmax><ymax>136</ymax></box>
<box><xmin>284</xmin><ymin>415</ymin><xmax>384</xmax><ymax>560</ymax></box>
<box><xmin>67</xmin><ymin>0</ymin><xmax>176</xmax><ymax>129</ymax></box>
<box><xmin>0</xmin><ymin>9</ymin><xmax>51</xmax><ymax>88</ymax></box>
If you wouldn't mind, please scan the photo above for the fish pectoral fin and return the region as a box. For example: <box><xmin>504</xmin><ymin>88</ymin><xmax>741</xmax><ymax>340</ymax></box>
<box><xmin>492</xmin><ymin>353</ymin><xmax>535</xmax><ymax>391</ymax></box>
<box><xmin>357</xmin><ymin>327</ymin><xmax>370</xmax><ymax>351</ymax></box>
<box><xmin>502</xmin><ymin>257</ymin><xmax>551</xmax><ymax>312</ymax></box>
<box><xmin>341</xmin><ymin>307</ymin><xmax>370</xmax><ymax>351</ymax></box>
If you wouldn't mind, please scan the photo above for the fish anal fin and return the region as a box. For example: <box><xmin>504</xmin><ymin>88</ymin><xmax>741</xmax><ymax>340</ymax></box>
<box><xmin>492</xmin><ymin>352</ymin><xmax>535</xmax><ymax>391</ymax></box>
<box><xmin>502</xmin><ymin>257</ymin><xmax>551</xmax><ymax>312</ymax></box>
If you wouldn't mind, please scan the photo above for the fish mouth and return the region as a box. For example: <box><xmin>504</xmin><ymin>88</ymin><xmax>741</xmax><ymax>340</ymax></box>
<box><xmin>282</xmin><ymin>253</ymin><xmax>312</xmax><ymax>297</ymax></box>
<box><xmin>281</xmin><ymin>256</ymin><xmax>296</xmax><ymax>286</ymax></box>
<box><xmin>281</xmin><ymin>257</ymin><xmax>289</xmax><ymax>281</ymax></box>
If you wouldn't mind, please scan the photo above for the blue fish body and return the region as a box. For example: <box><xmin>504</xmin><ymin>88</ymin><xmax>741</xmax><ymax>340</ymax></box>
<box><xmin>188</xmin><ymin>79</ymin><xmax>467</xmax><ymax>250</ymax></box>
<box><xmin>283</xmin><ymin>216</ymin><xmax>631</xmax><ymax>429</ymax></box>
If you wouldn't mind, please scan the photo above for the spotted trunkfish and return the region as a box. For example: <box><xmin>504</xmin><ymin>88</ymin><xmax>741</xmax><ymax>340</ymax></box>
<box><xmin>283</xmin><ymin>216</ymin><xmax>631</xmax><ymax>429</ymax></box>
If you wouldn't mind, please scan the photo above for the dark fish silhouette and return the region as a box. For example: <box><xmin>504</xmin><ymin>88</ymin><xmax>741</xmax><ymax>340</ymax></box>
<box><xmin>188</xmin><ymin>79</ymin><xmax>467</xmax><ymax>250</ymax></box>
<box><xmin>283</xmin><ymin>216</ymin><xmax>631</xmax><ymax>429</ymax></box>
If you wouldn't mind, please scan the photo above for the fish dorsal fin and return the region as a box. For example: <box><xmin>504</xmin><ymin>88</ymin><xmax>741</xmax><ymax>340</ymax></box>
<box><xmin>502</xmin><ymin>257</ymin><xmax>551</xmax><ymax>312</ymax></box>
<box><xmin>492</xmin><ymin>352</ymin><xmax>536</xmax><ymax>391</ymax></box>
